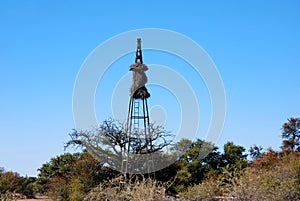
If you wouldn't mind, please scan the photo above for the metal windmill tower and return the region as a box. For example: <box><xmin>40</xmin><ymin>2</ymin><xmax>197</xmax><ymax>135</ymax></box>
<box><xmin>122</xmin><ymin>38</ymin><xmax>154</xmax><ymax>181</ymax></box>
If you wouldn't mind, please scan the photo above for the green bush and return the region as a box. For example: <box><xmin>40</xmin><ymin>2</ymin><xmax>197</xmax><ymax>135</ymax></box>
<box><xmin>0</xmin><ymin>171</ymin><xmax>22</xmax><ymax>194</ymax></box>
<box><xmin>69</xmin><ymin>178</ymin><xmax>84</xmax><ymax>201</ymax></box>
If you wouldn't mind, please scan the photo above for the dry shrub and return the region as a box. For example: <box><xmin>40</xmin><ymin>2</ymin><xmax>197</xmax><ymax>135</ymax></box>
<box><xmin>0</xmin><ymin>192</ymin><xmax>14</xmax><ymax>201</ymax></box>
<box><xmin>229</xmin><ymin>151</ymin><xmax>300</xmax><ymax>201</ymax></box>
<box><xmin>84</xmin><ymin>176</ymin><xmax>169</xmax><ymax>201</ymax></box>
<box><xmin>46</xmin><ymin>176</ymin><xmax>69</xmax><ymax>201</ymax></box>
<box><xmin>0</xmin><ymin>192</ymin><xmax>24</xmax><ymax>201</ymax></box>
<box><xmin>180</xmin><ymin>175</ymin><xmax>223</xmax><ymax>201</ymax></box>
<box><xmin>182</xmin><ymin>152</ymin><xmax>300</xmax><ymax>201</ymax></box>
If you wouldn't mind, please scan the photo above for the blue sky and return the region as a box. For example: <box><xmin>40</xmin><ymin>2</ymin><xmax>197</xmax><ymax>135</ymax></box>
<box><xmin>0</xmin><ymin>1</ymin><xmax>299</xmax><ymax>176</ymax></box>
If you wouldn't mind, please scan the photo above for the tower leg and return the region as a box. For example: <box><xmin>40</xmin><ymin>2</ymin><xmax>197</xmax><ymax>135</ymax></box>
<box><xmin>123</xmin><ymin>97</ymin><xmax>155</xmax><ymax>182</ymax></box>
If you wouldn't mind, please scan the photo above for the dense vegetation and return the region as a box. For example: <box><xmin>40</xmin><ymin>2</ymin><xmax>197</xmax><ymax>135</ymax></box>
<box><xmin>1</xmin><ymin>117</ymin><xmax>300</xmax><ymax>200</ymax></box>
<box><xmin>0</xmin><ymin>169</ymin><xmax>35</xmax><ymax>200</ymax></box>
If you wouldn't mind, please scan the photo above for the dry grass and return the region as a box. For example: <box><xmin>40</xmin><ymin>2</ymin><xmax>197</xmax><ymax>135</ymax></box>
<box><xmin>84</xmin><ymin>176</ymin><xmax>170</xmax><ymax>201</ymax></box>
<box><xmin>16</xmin><ymin>195</ymin><xmax>52</xmax><ymax>201</ymax></box>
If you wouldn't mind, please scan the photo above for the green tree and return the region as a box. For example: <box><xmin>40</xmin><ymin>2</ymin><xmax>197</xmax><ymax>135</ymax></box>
<box><xmin>37</xmin><ymin>151</ymin><xmax>118</xmax><ymax>200</ymax></box>
<box><xmin>68</xmin><ymin>151</ymin><xmax>118</xmax><ymax>199</ymax></box>
<box><xmin>0</xmin><ymin>171</ymin><xmax>22</xmax><ymax>194</ymax></box>
<box><xmin>223</xmin><ymin>142</ymin><xmax>247</xmax><ymax>164</ymax></box>
<box><xmin>0</xmin><ymin>167</ymin><xmax>4</xmax><ymax>176</ymax></box>
<box><xmin>37</xmin><ymin>153</ymin><xmax>80</xmax><ymax>199</ymax></box>
<box><xmin>18</xmin><ymin>176</ymin><xmax>36</xmax><ymax>198</ymax></box>
<box><xmin>282</xmin><ymin>117</ymin><xmax>300</xmax><ymax>151</ymax></box>
<box><xmin>169</xmin><ymin>139</ymin><xmax>223</xmax><ymax>193</ymax></box>
<box><xmin>0</xmin><ymin>168</ymin><xmax>37</xmax><ymax>198</ymax></box>
<box><xmin>249</xmin><ymin>144</ymin><xmax>263</xmax><ymax>159</ymax></box>
<box><xmin>38</xmin><ymin>153</ymin><xmax>80</xmax><ymax>180</ymax></box>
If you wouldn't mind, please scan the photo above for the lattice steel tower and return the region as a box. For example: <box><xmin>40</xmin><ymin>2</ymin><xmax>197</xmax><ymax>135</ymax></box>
<box><xmin>122</xmin><ymin>38</ymin><xmax>154</xmax><ymax>181</ymax></box>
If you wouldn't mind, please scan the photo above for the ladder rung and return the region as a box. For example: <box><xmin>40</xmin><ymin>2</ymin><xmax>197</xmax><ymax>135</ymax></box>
<box><xmin>132</xmin><ymin>116</ymin><xmax>146</xmax><ymax>119</ymax></box>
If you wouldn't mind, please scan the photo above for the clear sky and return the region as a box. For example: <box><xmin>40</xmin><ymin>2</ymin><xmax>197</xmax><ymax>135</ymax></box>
<box><xmin>0</xmin><ymin>1</ymin><xmax>299</xmax><ymax>176</ymax></box>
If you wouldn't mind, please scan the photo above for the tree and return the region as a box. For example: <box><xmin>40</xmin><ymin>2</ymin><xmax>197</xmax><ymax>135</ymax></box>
<box><xmin>281</xmin><ymin>117</ymin><xmax>300</xmax><ymax>151</ymax></box>
<box><xmin>0</xmin><ymin>171</ymin><xmax>22</xmax><ymax>194</ymax></box>
<box><xmin>37</xmin><ymin>153</ymin><xmax>80</xmax><ymax>199</ymax></box>
<box><xmin>0</xmin><ymin>167</ymin><xmax>4</xmax><ymax>176</ymax></box>
<box><xmin>18</xmin><ymin>176</ymin><xmax>36</xmax><ymax>198</ymax></box>
<box><xmin>169</xmin><ymin>139</ymin><xmax>223</xmax><ymax>193</ymax></box>
<box><xmin>37</xmin><ymin>151</ymin><xmax>118</xmax><ymax>200</ymax></box>
<box><xmin>249</xmin><ymin>144</ymin><xmax>263</xmax><ymax>160</ymax></box>
<box><xmin>223</xmin><ymin>142</ymin><xmax>248</xmax><ymax>171</ymax></box>
<box><xmin>66</xmin><ymin>119</ymin><xmax>173</xmax><ymax>173</ymax></box>
<box><xmin>68</xmin><ymin>151</ymin><xmax>118</xmax><ymax>199</ymax></box>
<box><xmin>0</xmin><ymin>168</ymin><xmax>36</xmax><ymax>199</ymax></box>
<box><xmin>38</xmin><ymin>153</ymin><xmax>80</xmax><ymax>181</ymax></box>
<box><xmin>223</xmin><ymin>142</ymin><xmax>247</xmax><ymax>164</ymax></box>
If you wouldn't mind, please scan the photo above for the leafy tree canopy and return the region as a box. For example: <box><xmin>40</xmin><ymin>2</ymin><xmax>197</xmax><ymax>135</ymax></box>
<box><xmin>282</xmin><ymin>117</ymin><xmax>300</xmax><ymax>151</ymax></box>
